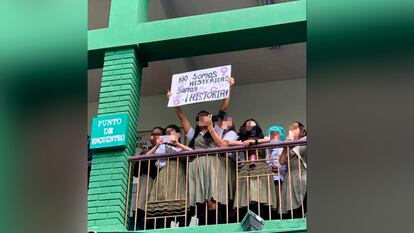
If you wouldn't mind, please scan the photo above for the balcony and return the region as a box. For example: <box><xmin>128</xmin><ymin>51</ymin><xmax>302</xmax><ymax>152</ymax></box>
<box><xmin>100</xmin><ymin>139</ymin><xmax>307</xmax><ymax>232</ymax></box>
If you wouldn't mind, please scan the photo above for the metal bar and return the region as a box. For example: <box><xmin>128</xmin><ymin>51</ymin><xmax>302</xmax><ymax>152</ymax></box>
<box><xmin>166</xmin><ymin>157</ymin><xmax>170</xmax><ymax>199</ymax></box>
<box><xmin>129</xmin><ymin>140</ymin><xmax>307</xmax><ymax>162</ymax></box>
<box><xmin>236</xmin><ymin>150</ymin><xmax>240</xmax><ymax>223</ymax></box>
<box><xmin>256</xmin><ymin>149</ymin><xmax>260</xmax><ymax>216</ymax></box>
<box><xmin>124</xmin><ymin>162</ymin><xmax>132</xmax><ymax>227</ymax></box>
<box><xmin>277</xmin><ymin>166</ymin><xmax>282</xmax><ymax>219</ymax></box>
<box><xmin>215</xmin><ymin>153</ymin><xmax>219</xmax><ymax>224</ymax></box>
<box><xmin>205</xmin><ymin>154</ymin><xmax>208</xmax><ymax>225</ymax></box>
<box><xmin>155</xmin><ymin>159</ymin><xmax>160</xmax><ymax>201</ymax></box>
<box><xmin>298</xmin><ymin>149</ymin><xmax>305</xmax><ymax>218</ymax></box>
<box><xmin>226</xmin><ymin>152</ymin><xmax>229</xmax><ymax>224</ymax></box>
<box><xmin>195</xmin><ymin>155</ymin><xmax>199</xmax><ymax>218</ymax></box>
<box><xmin>257</xmin><ymin>174</ymin><xmax>260</xmax><ymax>216</ymax></box>
<box><xmin>267</xmin><ymin>174</ymin><xmax>272</xmax><ymax>220</ymax></box>
<box><xmin>175</xmin><ymin>157</ymin><xmax>179</xmax><ymax>199</ymax></box>
<box><xmin>286</xmin><ymin>147</ymin><xmax>294</xmax><ymax>219</ymax></box>
<box><xmin>185</xmin><ymin>156</ymin><xmax>189</xmax><ymax>227</ymax></box>
<box><xmin>144</xmin><ymin>160</ymin><xmax>151</xmax><ymax>230</ymax></box>
<box><xmin>246</xmin><ymin>149</ymin><xmax>250</xmax><ymax>214</ymax></box>
<box><xmin>268</xmin><ymin>148</ymin><xmax>273</xmax><ymax>220</ymax></box>
<box><xmin>133</xmin><ymin>161</ymin><xmax>141</xmax><ymax>231</ymax></box>
<box><xmin>246</xmin><ymin>176</ymin><xmax>250</xmax><ymax>213</ymax></box>
<box><xmin>265</xmin><ymin>148</ymin><xmax>271</xmax><ymax>220</ymax></box>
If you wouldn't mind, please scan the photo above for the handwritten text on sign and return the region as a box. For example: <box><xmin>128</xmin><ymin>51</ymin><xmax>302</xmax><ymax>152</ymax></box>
<box><xmin>168</xmin><ymin>65</ymin><xmax>231</xmax><ymax>107</ymax></box>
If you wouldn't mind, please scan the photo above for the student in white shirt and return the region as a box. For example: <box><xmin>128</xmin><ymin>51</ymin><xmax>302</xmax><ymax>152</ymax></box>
<box><xmin>147</xmin><ymin>124</ymin><xmax>192</xmax><ymax>202</ymax></box>
<box><xmin>167</xmin><ymin>77</ymin><xmax>236</xmax><ymax>224</ymax></box>
<box><xmin>265</xmin><ymin>125</ymin><xmax>287</xmax><ymax>217</ymax></box>
<box><xmin>279</xmin><ymin>122</ymin><xmax>307</xmax><ymax>218</ymax></box>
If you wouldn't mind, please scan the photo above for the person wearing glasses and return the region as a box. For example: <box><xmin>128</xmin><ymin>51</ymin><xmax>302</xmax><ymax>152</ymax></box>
<box><xmin>132</xmin><ymin>126</ymin><xmax>164</xmax><ymax>229</ymax></box>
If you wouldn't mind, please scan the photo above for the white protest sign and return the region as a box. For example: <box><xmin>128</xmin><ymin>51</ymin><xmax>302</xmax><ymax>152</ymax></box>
<box><xmin>168</xmin><ymin>65</ymin><xmax>231</xmax><ymax>107</ymax></box>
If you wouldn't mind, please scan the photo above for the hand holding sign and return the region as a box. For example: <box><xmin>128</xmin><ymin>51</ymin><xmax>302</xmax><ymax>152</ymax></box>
<box><xmin>228</xmin><ymin>76</ymin><xmax>235</xmax><ymax>86</ymax></box>
<box><xmin>167</xmin><ymin>65</ymin><xmax>232</xmax><ymax>107</ymax></box>
<box><xmin>166</xmin><ymin>89</ymin><xmax>172</xmax><ymax>99</ymax></box>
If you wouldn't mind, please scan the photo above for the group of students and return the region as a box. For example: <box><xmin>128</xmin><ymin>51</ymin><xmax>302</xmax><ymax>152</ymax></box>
<box><xmin>131</xmin><ymin>77</ymin><xmax>307</xmax><ymax>228</ymax></box>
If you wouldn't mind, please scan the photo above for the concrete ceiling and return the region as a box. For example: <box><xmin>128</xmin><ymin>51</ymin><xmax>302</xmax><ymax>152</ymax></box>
<box><xmin>88</xmin><ymin>0</ymin><xmax>305</xmax><ymax>102</ymax></box>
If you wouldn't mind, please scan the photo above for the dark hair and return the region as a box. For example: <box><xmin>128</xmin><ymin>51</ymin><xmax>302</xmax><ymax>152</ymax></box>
<box><xmin>249</xmin><ymin>125</ymin><xmax>264</xmax><ymax>139</ymax></box>
<box><xmin>189</xmin><ymin>111</ymin><xmax>214</xmax><ymax>149</ymax></box>
<box><xmin>195</xmin><ymin>110</ymin><xmax>210</xmax><ymax>122</ymax></box>
<box><xmin>244</xmin><ymin>125</ymin><xmax>265</xmax><ymax>158</ymax></box>
<box><xmin>166</xmin><ymin>124</ymin><xmax>181</xmax><ymax>133</ymax></box>
<box><xmin>293</xmin><ymin>121</ymin><xmax>307</xmax><ymax>136</ymax></box>
<box><xmin>166</xmin><ymin>124</ymin><xmax>182</xmax><ymax>143</ymax></box>
<box><xmin>219</xmin><ymin>111</ymin><xmax>236</xmax><ymax>134</ymax></box>
<box><xmin>151</xmin><ymin>126</ymin><xmax>165</xmax><ymax>134</ymax></box>
<box><xmin>217</xmin><ymin>111</ymin><xmax>227</xmax><ymax>120</ymax></box>
<box><xmin>239</xmin><ymin>119</ymin><xmax>261</xmax><ymax>140</ymax></box>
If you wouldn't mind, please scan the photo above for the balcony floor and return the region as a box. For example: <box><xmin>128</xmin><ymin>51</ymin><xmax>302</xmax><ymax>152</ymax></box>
<box><xmin>96</xmin><ymin>218</ymin><xmax>306</xmax><ymax>233</ymax></box>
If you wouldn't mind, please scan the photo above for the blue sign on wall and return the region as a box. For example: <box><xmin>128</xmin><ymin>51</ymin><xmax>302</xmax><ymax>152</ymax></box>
<box><xmin>89</xmin><ymin>114</ymin><xmax>129</xmax><ymax>150</ymax></box>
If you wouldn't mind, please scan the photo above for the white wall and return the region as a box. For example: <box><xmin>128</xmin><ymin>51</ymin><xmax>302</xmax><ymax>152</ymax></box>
<box><xmin>88</xmin><ymin>78</ymin><xmax>306</xmax><ymax>134</ymax></box>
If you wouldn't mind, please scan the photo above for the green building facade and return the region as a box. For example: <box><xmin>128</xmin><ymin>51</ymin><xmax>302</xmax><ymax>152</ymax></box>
<box><xmin>88</xmin><ymin>1</ymin><xmax>307</xmax><ymax>232</ymax></box>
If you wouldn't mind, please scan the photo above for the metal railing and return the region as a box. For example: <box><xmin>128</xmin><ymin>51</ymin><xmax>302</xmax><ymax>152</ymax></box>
<box><xmin>125</xmin><ymin>139</ymin><xmax>307</xmax><ymax>230</ymax></box>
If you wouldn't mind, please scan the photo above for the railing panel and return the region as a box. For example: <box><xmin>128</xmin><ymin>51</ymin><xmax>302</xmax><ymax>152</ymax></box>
<box><xmin>125</xmin><ymin>139</ymin><xmax>307</xmax><ymax>230</ymax></box>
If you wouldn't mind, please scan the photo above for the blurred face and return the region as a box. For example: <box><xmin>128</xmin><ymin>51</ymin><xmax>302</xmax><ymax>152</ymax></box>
<box><xmin>197</xmin><ymin>112</ymin><xmax>209</xmax><ymax>128</ymax></box>
<box><xmin>220</xmin><ymin>117</ymin><xmax>233</xmax><ymax>130</ymax></box>
<box><xmin>270</xmin><ymin>131</ymin><xmax>280</xmax><ymax>141</ymax></box>
<box><xmin>166</xmin><ymin>128</ymin><xmax>180</xmax><ymax>142</ymax></box>
<box><xmin>150</xmin><ymin>128</ymin><xmax>163</xmax><ymax>146</ymax></box>
<box><xmin>288</xmin><ymin>123</ymin><xmax>303</xmax><ymax>140</ymax></box>
<box><xmin>245</xmin><ymin>120</ymin><xmax>256</xmax><ymax>131</ymax></box>
<box><xmin>292</xmin><ymin>123</ymin><xmax>307</xmax><ymax>138</ymax></box>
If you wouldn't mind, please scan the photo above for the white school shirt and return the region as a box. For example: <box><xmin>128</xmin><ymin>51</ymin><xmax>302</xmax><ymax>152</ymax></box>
<box><xmin>154</xmin><ymin>144</ymin><xmax>181</xmax><ymax>169</ymax></box>
<box><xmin>222</xmin><ymin>130</ymin><xmax>239</xmax><ymax>160</ymax></box>
<box><xmin>223</xmin><ymin>130</ymin><xmax>239</xmax><ymax>141</ymax></box>
<box><xmin>267</xmin><ymin>147</ymin><xmax>287</xmax><ymax>181</ymax></box>
<box><xmin>186</xmin><ymin>125</ymin><xmax>223</xmax><ymax>142</ymax></box>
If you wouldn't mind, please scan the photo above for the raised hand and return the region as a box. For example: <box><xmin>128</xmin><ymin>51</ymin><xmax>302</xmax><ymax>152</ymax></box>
<box><xmin>170</xmin><ymin>134</ymin><xmax>178</xmax><ymax>145</ymax></box>
<box><xmin>204</xmin><ymin>114</ymin><xmax>214</xmax><ymax>127</ymax></box>
<box><xmin>286</xmin><ymin>130</ymin><xmax>294</xmax><ymax>141</ymax></box>
<box><xmin>228</xmin><ymin>77</ymin><xmax>235</xmax><ymax>86</ymax></box>
<box><xmin>166</xmin><ymin>89</ymin><xmax>172</xmax><ymax>99</ymax></box>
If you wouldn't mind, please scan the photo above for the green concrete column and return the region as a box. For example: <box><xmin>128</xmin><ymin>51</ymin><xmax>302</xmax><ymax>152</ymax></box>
<box><xmin>88</xmin><ymin>48</ymin><xmax>142</xmax><ymax>231</ymax></box>
<box><xmin>109</xmin><ymin>0</ymin><xmax>148</xmax><ymax>28</ymax></box>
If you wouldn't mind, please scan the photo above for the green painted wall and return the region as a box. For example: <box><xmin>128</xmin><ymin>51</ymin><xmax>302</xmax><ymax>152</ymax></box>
<box><xmin>87</xmin><ymin>1</ymin><xmax>307</xmax><ymax>232</ymax></box>
<box><xmin>88</xmin><ymin>48</ymin><xmax>142</xmax><ymax>231</ymax></box>
<box><xmin>88</xmin><ymin>0</ymin><xmax>306</xmax><ymax>69</ymax></box>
